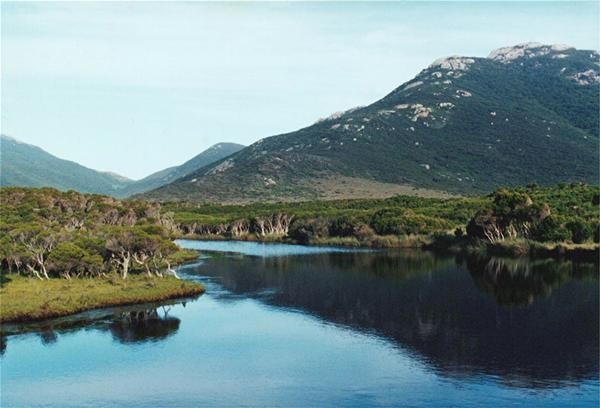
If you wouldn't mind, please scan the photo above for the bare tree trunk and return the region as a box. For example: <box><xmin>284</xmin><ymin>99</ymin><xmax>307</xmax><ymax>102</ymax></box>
<box><xmin>122</xmin><ymin>252</ymin><xmax>130</xmax><ymax>279</ymax></box>
<box><xmin>26</xmin><ymin>264</ymin><xmax>43</xmax><ymax>280</ymax></box>
<box><xmin>133</xmin><ymin>253</ymin><xmax>153</xmax><ymax>277</ymax></box>
<box><xmin>40</xmin><ymin>263</ymin><xmax>50</xmax><ymax>280</ymax></box>
<box><xmin>165</xmin><ymin>261</ymin><xmax>179</xmax><ymax>279</ymax></box>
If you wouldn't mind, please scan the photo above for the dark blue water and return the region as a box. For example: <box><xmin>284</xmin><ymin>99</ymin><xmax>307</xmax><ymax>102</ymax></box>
<box><xmin>1</xmin><ymin>240</ymin><xmax>598</xmax><ymax>407</ymax></box>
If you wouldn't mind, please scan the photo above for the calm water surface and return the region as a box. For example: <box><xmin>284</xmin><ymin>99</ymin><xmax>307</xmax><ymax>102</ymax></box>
<box><xmin>1</xmin><ymin>240</ymin><xmax>598</xmax><ymax>407</ymax></box>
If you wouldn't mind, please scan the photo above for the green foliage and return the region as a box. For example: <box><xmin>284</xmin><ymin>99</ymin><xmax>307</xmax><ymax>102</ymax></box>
<box><xmin>532</xmin><ymin>217</ymin><xmax>571</xmax><ymax>243</ymax></box>
<box><xmin>566</xmin><ymin>219</ymin><xmax>592</xmax><ymax>244</ymax></box>
<box><xmin>289</xmin><ymin>219</ymin><xmax>330</xmax><ymax>245</ymax></box>
<box><xmin>371</xmin><ymin>209</ymin><xmax>453</xmax><ymax>235</ymax></box>
<box><xmin>465</xmin><ymin>185</ymin><xmax>599</xmax><ymax>245</ymax></box>
<box><xmin>0</xmin><ymin>187</ymin><xmax>191</xmax><ymax>280</ymax></box>
<box><xmin>164</xmin><ymin>184</ymin><xmax>599</xmax><ymax>246</ymax></box>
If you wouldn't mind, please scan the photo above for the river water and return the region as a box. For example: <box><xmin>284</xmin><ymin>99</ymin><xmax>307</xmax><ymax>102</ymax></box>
<box><xmin>1</xmin><ymin>240</ymin><xmax>598</xmax><ymax>407</ymax></box>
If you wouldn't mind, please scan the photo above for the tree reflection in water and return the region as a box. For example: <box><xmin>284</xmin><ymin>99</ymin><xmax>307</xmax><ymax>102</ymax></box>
<box><xmin>108</xmin><ymin>307</ymin><xmax>180</xmax><ymax>344</ymax></box>
<box><xmin>191</xmin><ymin>250</ymin><xmax>598</xmax><ymax>388</ymax></box>
<box><xmin>1</xmin><ymin>301</ymin><xmax>184</xmax><ymax>354</ymax></box>
<box><xmin>1</xmin><ymin>249</ymin><xmax>597</xmax><ymax>390</ymax></box>
<box><xmin>466</xmin><ymin>255</ymin><xmax>597</xmax><ymax>307</ymax></box>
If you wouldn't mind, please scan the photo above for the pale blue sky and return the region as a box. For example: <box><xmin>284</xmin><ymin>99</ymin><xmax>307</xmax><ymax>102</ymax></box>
<box><xmin>2</xmin><ymin>1</ymin><xmax>598</xmax><ymax>179</ymax></box>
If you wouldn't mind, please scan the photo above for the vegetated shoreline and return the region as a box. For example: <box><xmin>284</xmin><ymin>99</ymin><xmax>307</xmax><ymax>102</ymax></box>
<box><xmin>0</xmin><ymin>187</ymin><xmax>208</xmax><ymax>324</ymax></box>
<box><xmin>0</xmin><ymin>249</ymin><xmax>204</xmax><ymax>324</ymax></box>
<box><xmin>167</xmin><ymin>184</ymin><xmax>600</xmax><ymax>262</ymax></box>
<box><xmin>0</xmin><ymin>273</ymin><xmax>204</xmax><ymax>324</ymax></box>
<box><xmin>175</xmin><ymin>233</ymin><xmax>600</xmax><ymax>262</ymax></box>
<box><xmin>2</xmin><ymin>184</ymin><xmax>598</xmax><ymax>323</ymax></box>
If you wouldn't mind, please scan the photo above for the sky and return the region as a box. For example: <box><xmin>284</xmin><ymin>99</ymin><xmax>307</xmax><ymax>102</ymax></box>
<box><xmin>2</xmin><ymin>1</ymin><xmax>598</xmax><ymax>180</ymax></box>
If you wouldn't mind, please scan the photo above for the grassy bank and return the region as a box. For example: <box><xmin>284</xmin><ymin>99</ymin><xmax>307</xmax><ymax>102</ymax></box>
<box><xmin>427</xmin><ymin>235</ymin><xmax>599</xmax><ymax>262</ymax></box>
<box><xmin>0</xmin><ymin>274</ymin><xmax>204</xmax><ymax>323</ymax></box>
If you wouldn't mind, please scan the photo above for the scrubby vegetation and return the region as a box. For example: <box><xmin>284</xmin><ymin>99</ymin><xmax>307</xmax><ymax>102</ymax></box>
<box><xmin>0</xmin><ymin>187</ymin><xmax>198</xmax><ymax>280</ymax></box>
<box><xmin>165</xmin><ymin>183</ymin><xmax>600</xmax><ymax>255</ymax></box>
<box><xmin>0</xmin><ymin>187</ymin><xmax>203</xmax><ymax>322</ymax></box>
<box><xmin>0</xmin><ymin>184</ymin><xmax>596</xmax><ymax>321</ymax></box>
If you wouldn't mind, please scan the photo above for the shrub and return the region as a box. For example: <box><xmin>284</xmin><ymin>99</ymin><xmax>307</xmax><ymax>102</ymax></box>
<box><xmin>288</xmin><ymin>218</ymin><xmax>329</xmax><ymax>244</ymax></box>
<box><xmin>566</xmin><ymin>219</ymin><xmax>592</xmax><ymax>244</ymax></box>
<box><xmin>371</xmin><ymin>209</ymin><xmax>452</xmax><ymax>235</ymax></box>
<box><xmin>532</xmin><ymin>217</ymin><xmax>570</xmax><ymax>242</ymax></box>
<box><xmin>328</xmin><ymin>217</ymin><xmax>356</xmax><ymax>237</ymax></box>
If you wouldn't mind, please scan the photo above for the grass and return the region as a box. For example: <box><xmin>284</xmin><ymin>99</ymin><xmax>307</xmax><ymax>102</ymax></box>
<box><xmin>168</xmin><ymin>248</ymin><xmax>201</xmax><ymax>264</ymax></box>
<box><xmin>438</xmin><ymin>237</ymin><xmax>600</xmax><ymax>261</ymax></box>
<box><xmin>0</xmin><ymin>274</ymin><xmax>204</xmax><ymax>323</ymax></box>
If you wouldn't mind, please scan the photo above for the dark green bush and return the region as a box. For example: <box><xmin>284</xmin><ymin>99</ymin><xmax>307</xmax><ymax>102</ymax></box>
<box><xmin>566</xmin><ymin>219</ymin><xmax>592</xmax><ymax>244</ymax></box>
<box><xmin>532</xmin><ymin>217</ymin><xmax>570</xmax><ymax>242</ymax></box>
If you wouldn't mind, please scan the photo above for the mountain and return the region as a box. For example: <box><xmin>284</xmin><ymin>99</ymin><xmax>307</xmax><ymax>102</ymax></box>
<box><xmin>120</xmin><ymin>142</ymin><xmax>244</xmax><ymax>196</ymax></box>
<box><xmin>0</xmin><ymin>135</ymin><xmax>132</xmax><ymax>196</ymax></box>
<box><xmin>142</xmin><ymin>43</ymin><xmax>600</xmax><ymax>203</ymax></box>
<box><xmin>0</xmin><ymin>136</ymin><xmax>244</xmax><ymax>197</ymax></box>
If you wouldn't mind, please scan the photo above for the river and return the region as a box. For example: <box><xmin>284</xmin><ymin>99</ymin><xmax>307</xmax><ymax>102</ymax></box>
<box><xmin>1</xmin><ymin>240</ymin><xmax>598</xmax><ymax>407</ymax></box>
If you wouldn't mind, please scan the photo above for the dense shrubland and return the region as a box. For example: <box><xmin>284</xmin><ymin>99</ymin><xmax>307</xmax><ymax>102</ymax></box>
<box><xmin>0</xmin><ymin>188</ymin><xmax>195</xmax><ymax>281</ymax></box>
<box><xmin>165</xmin><ymin>183</ymin><xmax>599</xmax><ymax>253</ymax></box>
<box><xmin>1</xmin><ymin>183</ymin><xmax>598</xmax><ymax>284</ymax></box>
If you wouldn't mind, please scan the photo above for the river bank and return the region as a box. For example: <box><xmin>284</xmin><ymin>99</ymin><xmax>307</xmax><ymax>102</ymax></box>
<box><xmin>174</xmin><ymin>232</ymin><xmax>599</xmax><ymax>262</ymax></box>
<box><xmin>0</xmin><ymin>274</ymin><xmax>204</xmax><ymax>323</ymax></box>
<box><xmin>2</xmin><ymin>234</ymin><xmax>596</xmax><ymax>324</ymax></box>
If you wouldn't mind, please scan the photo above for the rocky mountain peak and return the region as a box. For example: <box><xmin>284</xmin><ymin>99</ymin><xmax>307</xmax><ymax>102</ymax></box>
<box><xmin>428</xmin><ymin>56</ymin><xmax>475</xmax><ymax>71</ymax></box>
<box><xmin>487</xmin><ymin>42</ymin><xmax>575</xmax><ymax>63</ymax></box>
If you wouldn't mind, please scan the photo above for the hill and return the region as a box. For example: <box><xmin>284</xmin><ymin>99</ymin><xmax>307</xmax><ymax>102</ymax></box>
<box><xmin>0</xmin><ymin>136</ymin><xmax>243</xmax><ymax>197</ymax></box>
<box><xmin>142</xmin><ymin>43</ymin><xmax>599</xmax><ymax>203</ymax></box>
<box><xmin>120</xmin><ymin>142</ymin><xmax>244</xmax><ymax>196</ymax></box>
<box><xmin>0</xmin><ymin>135</ymin><xmax>132</xmax><ymax>196</ymax></box>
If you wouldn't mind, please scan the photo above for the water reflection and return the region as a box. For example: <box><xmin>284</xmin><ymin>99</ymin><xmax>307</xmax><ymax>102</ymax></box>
<box><xmin>1</xmin><ymin>301</ymin><xmax>186</xmax><ymax>353</ymax></box>
<box><xmin>186</xmin><ymin>250</ymin><xmax>598</xmax><ymax>388</ymax></box>
<box><xmin>466</xmin><ymin>255</ymin><xmax>597</xmax><ymax>307</ymax></box>
<box><xmin>108</xmin><ymin>307</ymin><xmax>181</xmax><ymax>344</ymax></box>
<box><xmin>1</xmin><ymin>245</ymin><xmax>598</xmax><ymax>395</ymax></box>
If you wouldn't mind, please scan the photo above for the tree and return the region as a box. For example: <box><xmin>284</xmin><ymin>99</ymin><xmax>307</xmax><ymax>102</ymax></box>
<box><xmin>131</xmin><ymin>230</ymin><xmax>160</xmax><ymax>277</ymax></box>
<box><xmin>11</xmin><ymin>225</ymin><xmax>56</xmax><ymax>279</ymax></box>
<box><xmin>0</xmin><ymin>237</ymin><xmax>25</xmax><ymax>274</ymax></box>
<box><xmin>48</xmin><ymin>242</ymin><xmax>88</xmax><ymax>279</ymax></box>
<box><xmin>105</xmin><ymin>229</ymin><xmax>136</xmax><ymax>279</ymax></box>
<box><xmin>153</xmin><ymin>240</ymin><xmax>179</xmax><ymax>278</ymax></box>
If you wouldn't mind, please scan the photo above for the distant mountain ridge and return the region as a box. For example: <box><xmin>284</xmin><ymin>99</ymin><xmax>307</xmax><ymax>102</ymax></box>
<box><xmin>120</xmin><ymin>142</ymin><xmax>244</xmax><ymax>196</ymax></box>
<box><xmin>0</xmin><ymin>135</ymin><xmax>244</xmax><ymax>197</ymax></box>
<box><xmin>0</xmin><ymin>135</ymin><xmax>132</xmax><ymax>196</ymax></box>
<box><xmin>141</xmin><ymin>43</ymin><xmax>599</xmax><ymax>203</ymax></box>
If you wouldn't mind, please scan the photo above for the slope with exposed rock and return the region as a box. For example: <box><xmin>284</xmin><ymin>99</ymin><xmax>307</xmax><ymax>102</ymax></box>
<box><xmin>143</xmin><ymin>43</ymin><xmax>599</xmax><ymax>203</ymax></box>
<box><xmin>120</xmin><ymin>142</ymin><xmax>244</xmax><ymax>197</ymax></box>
